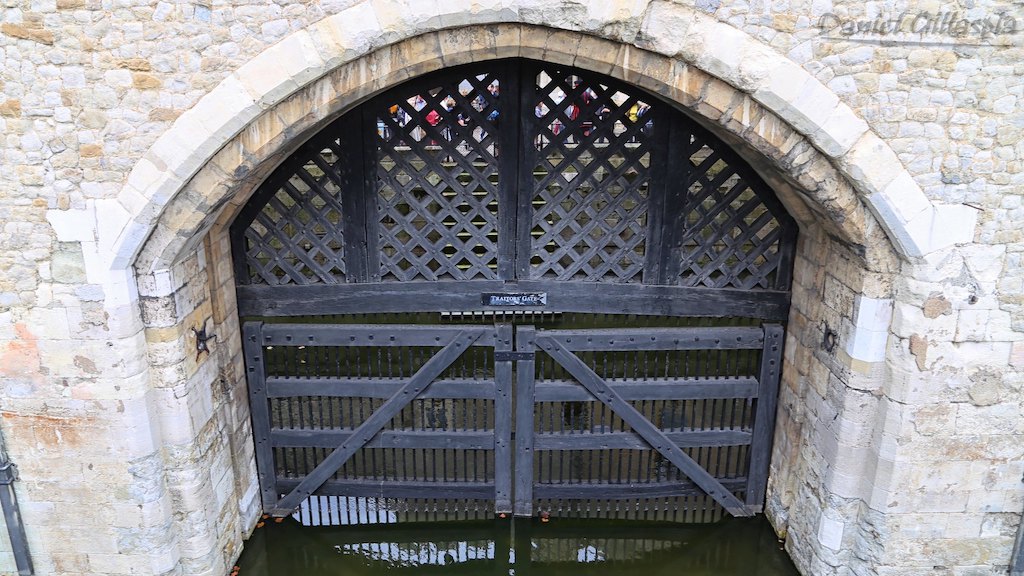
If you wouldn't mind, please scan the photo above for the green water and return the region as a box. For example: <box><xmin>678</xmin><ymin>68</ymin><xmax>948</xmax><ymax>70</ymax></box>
<box><xmin>234</xmin><ymin>516</ymin><xmax>798</xmax><ymax>575</ymax></box>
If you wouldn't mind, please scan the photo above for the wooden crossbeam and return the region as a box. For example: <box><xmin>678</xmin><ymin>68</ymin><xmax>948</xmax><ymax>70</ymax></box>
<box><xmin>535</xmin><ymin>334</ymin><xmax>753</xmax><ymax>517</ymax></box>
<box><xmin>267</xmin><ymin>328</ymin><xmax>484</xmax><ymax>516</ymax></box>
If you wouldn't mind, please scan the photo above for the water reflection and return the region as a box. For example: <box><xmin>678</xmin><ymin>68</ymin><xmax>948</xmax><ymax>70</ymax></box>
<box><xmin>235</xmin><ymin>516</ymin><xmax>798</xmax><ymax>576</ymax></box>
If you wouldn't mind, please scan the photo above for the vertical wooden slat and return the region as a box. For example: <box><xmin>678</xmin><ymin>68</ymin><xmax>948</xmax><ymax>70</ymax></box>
<box><xmin>360</xmin><ymin>105</ymin><xmax>382</xmax><ymax>282</ymax></box>
<box><xmin>514</xmin><ymin>60</ymin><xmax>537</xmax><ymax>281</ymax></box>
<box><xmin>494</xmin><ymin>323</ymin><xmax>514</xmax><ymax>513</ymax></box>
<box><xmin>745</xmin><ymin>323</ymin><xmax>784</xmax><ymax>510</ymax></box>
<box><xmin>243</xmin><ymin>321</ymin><xmax>279</xmax><ymax>510</ymax></box>
<box><xmin>642</xmin><ymin>105</ymin><xmax>674</xmax><ymax>285</ymax></box>
<box><xmin>514</xmin><ymin>325</ymin><xmax>536</xmax><ymax>516</ymax></box>
<box><xmin>498</xmin><ymin>61</ymin><xmax>522</xmax><ymax>281</ymax></box>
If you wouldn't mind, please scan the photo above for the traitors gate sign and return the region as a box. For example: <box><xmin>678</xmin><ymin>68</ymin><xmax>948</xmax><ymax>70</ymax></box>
<box><xmin>482</xmin><ymin>293</ymin><xmax>548</xmax><ymax>307</ymax></box>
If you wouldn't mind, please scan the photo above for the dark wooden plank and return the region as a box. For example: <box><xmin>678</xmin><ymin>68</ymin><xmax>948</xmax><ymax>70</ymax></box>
<box><xmin>642</xmin><ymin>105</ymin><xmax>676</xmax><ymax>285</ymax></box>
<box><xmin>536</xmin><ymin>335</ymin><xmax>752</xmax><ymax>517</ymax></box>
<box><xmin>534</xmin><ymin>326</ymin><xmax>765</xmax><ymax>351</ymax></box>
<box><xmin>493</xmin><ymin>323</ymin><xmax>514</xmax><ymax>514</ymax></box>
<box><xmin>533</xmin><ymin>478</ymin><xmax>746</xmax><ymax>500</ymax></box>
<box><xmin>533</xmin><ymin>377</ymin><xmax>757</xmax><ymax>401</ymax></box>
<box><xmin>259</xmin><ymin>323</ymin><xmax>497</xmax><ymax>347</ymax></box>
<box><xmin>271</xmin><ymin>429</ymin><xmax>495</xmax><ymax>450</ymax></box>
<box><xmin>276</xmin><ymin>479</ymin><xmax>494</xmax><ymax>500</ymax></box>
<box><xmin>266</xmin><ymin>377</ymin><xmax>497</xmax><ymax>400</ymax></box>
<box><xmin>532</xmin><ymin>429</ymin><xmax>751</xmax><ymax>450</ymax></box>
<box><xmin>513</xmin><ymin>325</ymin><xmax>536</xmax><ymax>517</ymax></box>
<box><xmin>499</xmin><ymin>60</ymin><xmax>522</xmax><ymax>281</ymax></box>
<box><xmin>242</xmin><ymin>321</ymin><xmax>280</xmax><ymax>510</ymax></box>
<box><xmin>745</xmin><ymin>323</ymin><xmax>784</xmax><ymax>510</ymax></box>
<box><xmin>237</xmin><ymin>280</ymin><xmax>791</xmax><ymax>320</ymax></box>
<box><xmin>269</xmin><ymin>329</ymin><xmax>483</xmax><ymax>516</ymax></box>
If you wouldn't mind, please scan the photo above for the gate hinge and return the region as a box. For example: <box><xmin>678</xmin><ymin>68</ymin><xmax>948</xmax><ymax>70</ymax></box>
<box><xmin>495</xmin><ymin>351</ymin><xmax>534</xmax><ymax>362</ymax></box>
<box><xmin>0</xmin><ymin>462</ymin><xmax>19</xmax><ymax>485</ymax></box>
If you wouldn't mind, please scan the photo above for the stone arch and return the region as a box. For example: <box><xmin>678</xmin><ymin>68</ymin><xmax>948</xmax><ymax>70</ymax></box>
<box><xmin>97</xmin><ymin>8</ymin><xmax>979</xmax><ymax>575</ymax></box>
<box><xmin>104</xmin><ymin>2</ymin><xmax>977</xmax><ymax>277</ymax></box>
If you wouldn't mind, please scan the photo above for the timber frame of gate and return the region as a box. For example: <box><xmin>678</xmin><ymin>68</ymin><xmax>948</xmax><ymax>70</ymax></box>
<box><xmin>232</xmin><ymin>57</ymin><xmax>798</xmax><ymax>521</ymax></box>
<box><xmin>514</xmin><ymin>324</ymin><xmax>783</xmax><ymax>517</ymax></box>
<box><xmin>243</xmin><ymin>321</ymin><xmax>783</xmax><ymax>518</ymax></box>
<box><xmin>243</xmin><ymin>322</ymin><xmax>515</xmax><ymax>517</ymax></box>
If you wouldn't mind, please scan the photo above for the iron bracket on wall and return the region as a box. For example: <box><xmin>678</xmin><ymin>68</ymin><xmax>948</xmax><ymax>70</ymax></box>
<box><xmin>0</xmin><ymin>441</ymin><xmax>34</xmax><ymax>574</ymax></box>
<box><xmin>0</xmin><ymin>461</ymin><xmax>18</xmax><ymax>484</ymax></box>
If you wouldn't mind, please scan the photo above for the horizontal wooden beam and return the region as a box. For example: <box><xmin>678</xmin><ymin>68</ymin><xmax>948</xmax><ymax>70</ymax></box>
<box><xmin>237</xmin><ymin>280</ymin><xmax>790</xmax><ymax>320</ymax></box>
<box><xmin>277</xmin><ymin>479</ymin><xmax>495</xmax><ymax>500</ymax></box>
<box><xmin>533</xmin><ymin>429</ymin><xmax>751</xmax><ymax>450</ymax></box>
<box><xmin>267</xmin><ymin>377</ymin><xmax>497</xmax><ymax>399</ymax></box>
<box><xmin>272</xmin><ymin>428</ymin><xmax>495</xmax><ymax>450</ymax></box>
<box><xmin>533</xmin><ymin>478</ymin><xmax>746</xmax><ymax>500</ymax></box>
<box><xmin>533</xmin><ymin>377</ymin><xmax>757</xmax><ymax>401</ymax></box>
<box><xmin>259</xmin><ymin>323</ymin><xmax>498</xmax><ymax>347</ymax></box>
<box><xmin>535</xmin><ymin>326</ymin><xmax>764</xmax><ymax>350</ymax></box>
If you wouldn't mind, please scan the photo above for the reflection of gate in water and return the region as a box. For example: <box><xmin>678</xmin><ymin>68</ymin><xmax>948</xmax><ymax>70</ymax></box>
<box><xmin>238</xmin><ymin>516</ymin><xmax>798</xmax><ymax>575</ymax></box>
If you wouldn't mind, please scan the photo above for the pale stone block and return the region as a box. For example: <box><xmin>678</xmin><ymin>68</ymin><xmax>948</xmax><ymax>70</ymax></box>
<box><xmin>233</xmin><ymin>30</ymin><xmax>328</xmax><ymax>108</ymax></box>
<box><xmin>845</xmin><ymin>327</ymin><xmax>889</xmax><ymax>364</ymax></box>
<box><xmin>955</xmin><ymin>309</ymin><xmax>990</xmax><ymax>342</ymax></box>
<box><xmin>46</xmin><ymin>206</ymin><xmax>96</xmax><ymax>242</ymax></box>
<box><xmin>959</xmin><ymin>244</ymin><xmax>1006</xmax><ymax>288</ymax></box>
<box><xmin>26</xmin><ymin>307</ymin><xmax>71</xmax><ymax>340</ymax></box>
<box><xmin>817</xmin><ymin>513</ymin><xmax>845</xmax><ymax>550</ymax></box>
<box><xmin>811</xmin><ymin>102</ymin><xmax>868</xmax><ymax>157</ymax></box>
<box><xmin>637</xmin><ymin>1</ymin><xmax>693</xmax><ymax>58</ymax></box>
<box><xmin>180</xmin><ymin>74</ymin><xmax>260</xmax><ymax>150</ymax></box>
<box><xmin>1010</xmin><ymin>341</ymin><xmax>1024</xmax><ymax>368</ymax></box>
<box><xmin>95</xmin><ymin>198</ymin><xmax>132</xmax><ymax>256</ymax></box>
<box><xmin>839</xmin><ymin>131</ymin><xmax>905</xmax><ymax>197</ymax></box>
<box><xmin>111</xmin><ymin>218</ymin><xmax>167</xmax><ymax>270</ymax></box>
<box><xmin>123</xmin><ymin>157</ymin><xmax>173</xmax><ymax>208</ymax></box>
<box><xmin>153</xmin><ymin>388</ymin><xmax>197</xmax><ymax>446</ymax></box>
<box><xmin>147</xmin><ymin>113</ymin><xmax>219</xmax><ymax>182</ymax></box>
<box><xmin>865</xmin><ymin>194</ymin><xmax>932</xmax><ymax>258</ymax></box>
<box><xmin>689</xmin><ymin>21</ymin><xmax>750</xmax><ymax>87</ymax></box>
<box><xmin>926</xmin><ymin>204</ymin><xmax>978</xmax><ymax>253</ymax></box>
<box><xmin>308</xmin><ymin>4</ymin><xmax>383</xmax><ymax>71</ymax></box>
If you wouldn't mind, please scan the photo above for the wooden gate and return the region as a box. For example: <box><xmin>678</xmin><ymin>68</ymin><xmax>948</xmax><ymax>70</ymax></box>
<box><xmin>232</xmin><ymin>57</ymin><xmax>798</xmax><ymax>523</ymax></box>
<box><xmin>244</xmin><ymin>322</ymin><xmax>514</xmax><ymax>518</ymax></box>
<box><xmin>243</xmin><ymin>320</ymin><xmax>782</xmax><ymax>520</ymax></box>
<box><xmin>514</xmin><ymin>324</ymin><xmax>783</xmax><ymax>520</ymax></box>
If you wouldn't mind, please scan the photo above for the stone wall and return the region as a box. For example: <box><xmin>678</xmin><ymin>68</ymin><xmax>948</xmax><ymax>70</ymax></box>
<box><xmin>0</xmin><ymin>0</ymin><xmax>1020</xmax><ymax>575</ymax></box>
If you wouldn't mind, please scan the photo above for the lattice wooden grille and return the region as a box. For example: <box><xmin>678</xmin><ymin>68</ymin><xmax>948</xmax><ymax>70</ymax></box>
<box><xmin>232</xmin><ymin>59</ymin><xmax>796</xmax><ymax>297</ymax></box>
<box><xmin>239</xmin><ymin>139</ymin><xmax>350</xmax><ymax>285</ymax></box>
<box><xmin>527</xmin><ymin>66</ymin><xmax>654</xmax><ymax>283</ymax></box>
<box><xmin>373</xmin><ymin>71</ymin><xmax>504</xmax><ymax>282</ymax></box>
<box><xmin>676</xmin><ymin>138</ymin><xmax>789</xmax><ymax>290</ymax></box>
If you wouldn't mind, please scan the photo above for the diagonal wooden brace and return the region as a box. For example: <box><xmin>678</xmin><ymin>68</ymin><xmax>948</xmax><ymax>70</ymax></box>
<box><xmin>268</xmin><ymin>329</ymin><xmax>484</xmax><ymax>516</ymax></box>
<box><xmin>537</xmin><ymin>336</ymin><xmax>753</xmax><ymax>517</ymax></box>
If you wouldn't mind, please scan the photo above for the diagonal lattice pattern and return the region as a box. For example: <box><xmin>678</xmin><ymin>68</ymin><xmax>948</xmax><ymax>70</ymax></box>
<box><xmin>234</xmin><ymin>61</ymin><xmax>796</xmax><ymax>293</ymax></box>
<box><xmin>242</xmin><ymin>140</ymin><xmax>349</xmax><ymax>285</ymax></box>
<box><xmin>528</xmin><ymin>66</ymin><xmax>655</xmax><ymax>282</ymax></box>
<box><xmin>374</xmin><ymin>72</ymin><xmax>503</xmax><ymax>281</ymax></box>
<box><xmin>677</xmin><ymin>141</ymin><xmax>785</xmax><ymax>290</ymax></box>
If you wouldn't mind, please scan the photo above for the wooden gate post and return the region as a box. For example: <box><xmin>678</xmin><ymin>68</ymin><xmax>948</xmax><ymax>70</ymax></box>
<box><xmin>242</xmin><ymin>321</ymin><xmax>280</xmax><ymax>510</ymax></box>
<box><xmin>494</xmin><ymin>323</ymin><xmax>514</xmax><ymax>514</ymax></box>
<box><xmin>745</xmin><ymin>323</ymin><xmax>784</xmax><ymax>511</ymax></box>
<box><xmin>513</xmin><ymin>325</ymin><xmax>536</xmax><ymax>517</ymax></box>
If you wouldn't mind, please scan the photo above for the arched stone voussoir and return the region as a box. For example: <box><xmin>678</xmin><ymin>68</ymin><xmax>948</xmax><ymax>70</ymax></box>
<box><xmin>118</xmin><ymin>0</ymin><xmax>970</xmax><ymax>277</ymax></box>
